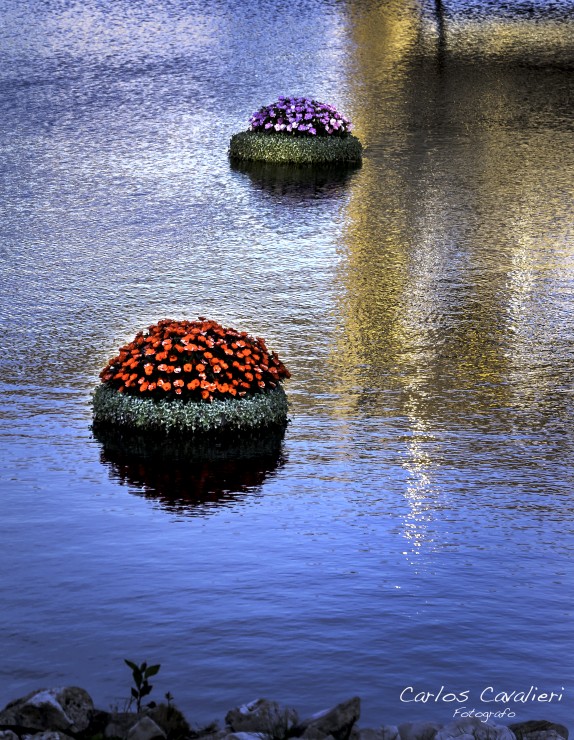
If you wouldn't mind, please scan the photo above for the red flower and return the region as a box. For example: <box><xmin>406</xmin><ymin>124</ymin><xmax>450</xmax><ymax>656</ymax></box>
<box><xmin>99</xmin><ymin>317</ymin><xmax>290</xmax><ymax>401</ymax></box>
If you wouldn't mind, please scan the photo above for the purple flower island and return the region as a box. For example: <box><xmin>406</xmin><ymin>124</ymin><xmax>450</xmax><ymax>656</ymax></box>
<box><xmin>229</xmin><ymin>96</ymin><xmax>362</xmax><ymax>164</ymax></box>
<box><xmin>250</xmin><ymin>96</ymin><xmax>353</xmax><ymax>137</ymax></box>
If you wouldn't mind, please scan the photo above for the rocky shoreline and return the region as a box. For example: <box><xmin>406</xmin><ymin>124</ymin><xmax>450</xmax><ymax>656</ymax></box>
<box><xmin>0</xmin><ymin>688</ymin><xmax>568</xmax><ymax>740</ymax></box>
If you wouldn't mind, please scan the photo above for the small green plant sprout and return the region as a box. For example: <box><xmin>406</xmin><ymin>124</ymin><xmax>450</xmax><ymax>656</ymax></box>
<box><xmin>125</xmin><ymin>659</ymin><xmax>161</xmax><ymax>712</ymax></box>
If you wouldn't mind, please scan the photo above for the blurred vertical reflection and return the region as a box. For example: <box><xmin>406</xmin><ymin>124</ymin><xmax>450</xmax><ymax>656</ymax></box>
<box><xmin>331</xmin><ymin>0</ymin><xmax>574</xmax><ymax>428</ymax></box>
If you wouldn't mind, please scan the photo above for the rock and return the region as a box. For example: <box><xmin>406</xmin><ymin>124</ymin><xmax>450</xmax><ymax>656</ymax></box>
<box><xmin>104</xmin><ymin>712</ymin><xmax>153</xmax><ymax>740</ymax></box>
<box><xmin>0</xmin><ymin>688</ymin><xmax>93</xmax><ymax>734</ymax></box>
<box><xmin>399</xmin><ymin>722</ymin><xmax>443</xmax><ymax>740</ymax></box>
<box><xmin>127</xmin><ymin>717</ymin><xmax>166</xmax><ymax>740</ymax></box>
<box><xmin>357</xmin><ymin>729</ymin><xmax>400</xmax><ymax>740</ymax></box>
<box><xmin>148</xmin><ymin>703</ymin><xmax>191</xmax><ymax>739</ymax></box>
<box><xmin>381</xmin><ymin>729</ymin><xmax>401</xmax><ymax>740</ymax></box>
<box><xmin>223</xmin><ymin>734</ymin><xmax>266</xmax><ymax>740</ymax></box>
<box><xmin>0</xmin><ymin>732</ymin><xmax>19</xmax><ymax>740</ymax></box>
<box><xmin>105</xmin><ymin>712</ymin><xmax>135</xmax><ymax>739</ymax></box>
<box><xmin>508</xmin><ymin>722</ymin><xmax>568</xmax><ymax>740</ymax></box>
<box><xmin>225</xmin><ymin>699</ymin><xmax>298</xmax><ymax>735</ymax></box>
<box><xmin>434</xmin><ymin>718</ymin><xmax>515</xmax><ymax>740</ymax></box>
<box><xmin>296</xmin><ymin>697</ymin><xmax>361</xmax><ymax>740</ymax></box>
<box><xmin>22</xmin><ymin>733</ymin><xmax>75</xmax><ymax>740</ymax></box>
<box><xmin>196</xmin><ymin>731</ymin><xmax>227</xmax><ymax>740</ymax></box>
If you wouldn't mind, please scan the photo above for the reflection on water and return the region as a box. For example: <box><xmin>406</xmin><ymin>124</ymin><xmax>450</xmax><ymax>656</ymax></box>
<box><xmin>94</xmin><ymin>425</ymin><xmax>287</xmax><ymax>515</ymax></box>
<box><xmin>1</xmin><ymin>0</ymin><xmax>574</xmax><ymax>731</ymax></box>
<box><xmin>229</xmin><ymin>160</ymin><xmax>361</xmax><ymax>201</ymax></box>
<box><xmin>332</xmin><ymin>0</ymin><xmax>574</xmax><ymax>429</ymax></box>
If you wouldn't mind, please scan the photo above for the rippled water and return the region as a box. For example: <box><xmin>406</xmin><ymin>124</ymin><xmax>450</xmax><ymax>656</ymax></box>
<box><xmin>1</xmin><ymin>0</ymin><xmax>573</xmax><ymax>731</ymax></box>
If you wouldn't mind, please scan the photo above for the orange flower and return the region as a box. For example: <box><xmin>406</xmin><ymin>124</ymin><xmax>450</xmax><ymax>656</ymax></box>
<box><xmin>100</xmin><ymin>316</ymin><xmax>290</xmax><ymax>401</ymax></box>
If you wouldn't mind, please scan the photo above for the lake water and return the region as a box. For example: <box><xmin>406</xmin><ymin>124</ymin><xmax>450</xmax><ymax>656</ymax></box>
<box><xmin>1</xmin><ymin>0</ymin><xmax>573</xmax><ymax>731</ymax></box>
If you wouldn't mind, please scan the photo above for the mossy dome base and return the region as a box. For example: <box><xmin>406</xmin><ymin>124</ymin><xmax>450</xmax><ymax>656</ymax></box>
<box><xmin>92</xmin><ymin>383</ymin><xmax>288</xmax><ymax>437</ymax></box>
<box><xmin>229</xmin><ymin>131</ymin><xmax>363</xmax><ymax>165</ymax></box>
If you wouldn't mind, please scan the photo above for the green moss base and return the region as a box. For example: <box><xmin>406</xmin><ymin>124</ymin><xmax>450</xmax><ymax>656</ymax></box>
<box><xmin>92</xmin><ymin>383</ymin><xmax>289</xmax><ymax>437</ymax></box>
<box><xmin>229</xmin><ymin>131</ymin><xmax>363</xmax><ymax>165</ymax></box>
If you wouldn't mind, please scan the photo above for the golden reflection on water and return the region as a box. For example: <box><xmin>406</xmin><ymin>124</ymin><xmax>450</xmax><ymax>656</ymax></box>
<box><xmin>330</xmin><ymin>0</ymin><xmax>574</xmax><ymax>425</ymax></box>
<box><xmin>331</xmin><ymin>0</ymin><xmax>574</xmax><ymax>554</ymax></box>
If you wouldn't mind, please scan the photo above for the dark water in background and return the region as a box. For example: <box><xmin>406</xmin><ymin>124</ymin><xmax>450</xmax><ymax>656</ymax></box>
<box><xmin>1</xmin><ymin>0</ymin><xmax>573</xmax><ymax>729</ymax></box>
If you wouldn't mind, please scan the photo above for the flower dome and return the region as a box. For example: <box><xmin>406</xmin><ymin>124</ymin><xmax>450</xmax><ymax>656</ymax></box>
<box><xmin>92</xmin><ymin>318</ymin><xmax>290</xmax><ymax>436</ymax></box>
<box><xmin>229</xmin><ymin>96</ymin><xmax>362</xmax><ymax>165</ymax></box>
<box><xmin>249</xmin><ymin>96</ymin><xmax>353</xmax><ymax>137</ymax></box>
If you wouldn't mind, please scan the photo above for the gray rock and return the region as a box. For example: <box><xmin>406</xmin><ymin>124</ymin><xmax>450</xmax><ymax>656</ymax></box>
<box><xmin>103</xmin><ymin>712</ymin><xmax>144</xmax><ymax>739</ymax></box>
<box><xmin>22</xmin><ymin>733</ymin><xmax>75</xmax><ymax>740</ymax></box>
<box><xmin>0</xmin><ymin>732</ymin><xmax>19</xmax><ymax>740</ymax></box>
<box><xmin>225</xmin><ymin>699</ymin><xmax>298</xmax><ymax>735</ymax></box>
<box><xmin>382</xmin><ymin>729</ymin><xmax>401</xmax><ymax>740</ymax></box>
<box><xmin>356</xmin><ymin>729</ymin><xmax>400</xmax><ymax>740</ymax></box>
<box><xmin>508</xmin><ymin>722</ymin><xmax>568</xmax><ymax>740</ymax></box>
<box><xmin>296</xmin><ymin>697</ymin><xmax>361</xmax><ymax>740</ymax></box>
<box><xmin>399</xmin><ymin>722</ymin><xmax>443</xmax><ymax>740</ymax></box>
<box><xmin>435</xmin><ymin>718</ymin><xmax>515</xmax><ymax>740</ymax></box>
<box><xmin>196</xmin><ymin>731</ymin><xmax>227</xmax><ymax>740</ymax></box>
<box><xmin>126</xmin><ymin>717</ymin><xmax>166</xmax><ymax>740</ymax></box>
<box><xmin>223</xmin><ymin>734</ymin><xmax>267</xmax><ymax>740</ymax></box>
<box><xmin>0</xmin><ymin>688</ymin><xmax>93</xmax><ymax>733</ymax></box>
<box><xmin>509</xmin><ymin>733</ymin><xmax>567</xmax><ymax>740</ymax></box>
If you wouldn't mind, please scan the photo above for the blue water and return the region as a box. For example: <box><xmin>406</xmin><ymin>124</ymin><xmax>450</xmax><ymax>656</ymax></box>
<box><xmin>1</xmin><ymin>0</ymin><xmax>573</xmax><ymax>731</ymax></box>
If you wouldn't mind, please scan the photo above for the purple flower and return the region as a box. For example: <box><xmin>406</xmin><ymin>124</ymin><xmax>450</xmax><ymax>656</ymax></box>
<box><xmin>248</xmin><ymin>96</ymin><xmax>353</xmax><ymax>137</ymax></box>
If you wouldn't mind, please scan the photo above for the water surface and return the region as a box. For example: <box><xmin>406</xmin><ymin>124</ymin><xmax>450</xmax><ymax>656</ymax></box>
<box><xmin>1</xmin><ymin>0</ymin><xmax>573</xmax><ymax>730</ymax></box>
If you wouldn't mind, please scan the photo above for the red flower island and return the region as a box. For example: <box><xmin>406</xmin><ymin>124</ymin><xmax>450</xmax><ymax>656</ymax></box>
<box><xmin>92</xmin><ymin>318</ymin><xmax>290</xmax><ymax>436</ymax></box>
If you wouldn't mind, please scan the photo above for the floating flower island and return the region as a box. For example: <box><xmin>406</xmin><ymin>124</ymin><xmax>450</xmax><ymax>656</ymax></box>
<box><xmin>92</xmin><ymin>318</ymin><xmax>290</xmax><ymax>437</ymax></box>
<box><xmin>229</xmin><ymin>96</ymin><xmax>362</xmax><ymax>165</ymax></box>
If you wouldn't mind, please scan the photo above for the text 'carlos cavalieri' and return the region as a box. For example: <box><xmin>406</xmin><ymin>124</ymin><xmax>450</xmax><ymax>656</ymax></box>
<box><xmin>400</xmin><ymin>686</ymin><xmax>565</xmax><ymax>704</ymax></box>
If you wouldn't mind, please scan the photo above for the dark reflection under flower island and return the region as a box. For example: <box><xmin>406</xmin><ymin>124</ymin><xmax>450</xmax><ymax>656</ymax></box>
<box><xmin>229</xmin><ymin>159</ymin><xmax>360</xmax><ymax>201</ymax></box>
<box><xmin>93</xmin><ymin>424</ymin><xmax>287</xmax><ymax>516</ymax></box>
